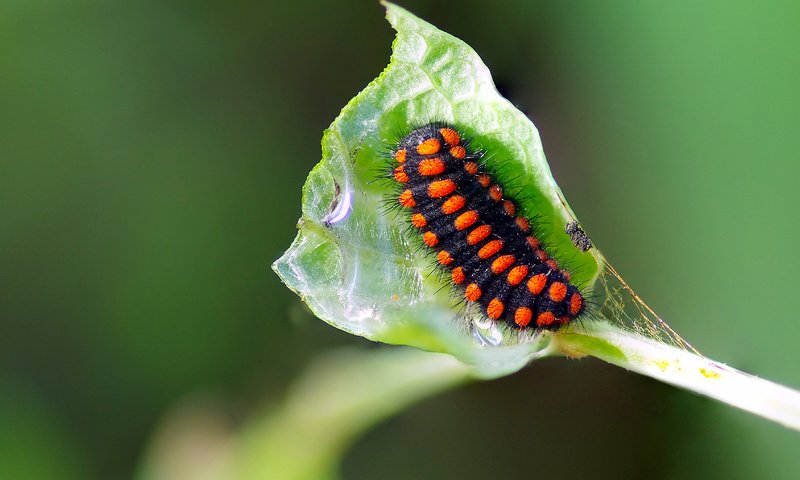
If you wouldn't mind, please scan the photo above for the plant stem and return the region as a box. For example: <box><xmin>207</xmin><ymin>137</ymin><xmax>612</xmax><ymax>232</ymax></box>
<box><xmin>554</xmin><ymin>323</ymin><xmax>800</xmax><ymax>431</ymax></box>
<box><xmin>234</xmin><ymin>348</ymin><xmax>472</xmax><ymax>480</ymax></box>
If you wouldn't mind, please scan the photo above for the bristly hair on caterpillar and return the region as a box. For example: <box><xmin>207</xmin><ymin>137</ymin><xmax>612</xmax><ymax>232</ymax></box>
<box><xmin>382</xmin><ymin>123</ymin><xmax>586</xmax><ymax>332</ymax></box>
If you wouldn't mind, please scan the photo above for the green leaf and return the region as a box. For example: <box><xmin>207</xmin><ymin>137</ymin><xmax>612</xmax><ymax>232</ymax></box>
<box><xmin>273</xmin><ymin>2</ymin><xmax>603</xmax><ymax>378</ymax></box>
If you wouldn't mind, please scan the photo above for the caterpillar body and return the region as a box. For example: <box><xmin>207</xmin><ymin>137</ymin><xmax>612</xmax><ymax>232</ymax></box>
<box><xmin>389</xmin><ymin>123</ymin><xmax>585</xmax><ymax>330</ymax></box>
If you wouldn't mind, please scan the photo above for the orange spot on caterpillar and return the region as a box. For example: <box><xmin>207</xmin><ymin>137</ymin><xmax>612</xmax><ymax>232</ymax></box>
<box><xmin>450</xmin><ymin>146</ymin><xmax>466</xmax><ymax>159</ymax></box>
<box><xmin>514</xmin><ymin>307</ymin><xmax>533</xmax><ymax>327</ymax></box>
<box><xmin>418</xmin><ymin>158</ymin><xmax>446</xmax><ymax>176</ymax></box>
<box><xmin>559</xmin><ymin>315</ymin><xmax>571</xmax><ymax>324</ymax></box>
<box><xmin>441</xmin><ymin>195</ymin><xmax>466</xmax><ymax>214</ymax></box>
<box><xmin>506</xmin><ymin>265</ymin><xmax>528</xmax><ymax>286</ymax></box>
<box><xmin>527</xmin><ymin>274</ymin><xmax>547</xmax><ymax>295</ymax></box>
<box><xmin>393</xmin><ymin>165</ymin><xmax>409</xmax><ymax>183</ymax></box>
<box><xmin>487</xmin><ymin>298</ymin><xmax>504</xmax><ymax>319</ymax></box>
<box><xmin>477</xmin><ymin>174</ymin><xmax>491</xmax><ymax>188</ymax></box>
<box><xmin>535</xmin><ymin>250</ymin><xmax>548</xmax><ymax>262</ymax></box>
<box><xmin>502</xmin><ymin>200</ymin><xmax>516</xmax><ymax>216</ymax></box>
<box><xmin>464</xmin><ymin>161</ymin><xmax>478</xmax><ymax>174</ymax></box>
<box><xmin>417</xmin><ymin>138</ymin><xmax>441</xmax><ymax>155</ymax></box>
<box><xmin>437</xmin><ymin>250</ymin><xmax>453</xmax><ymax>265</ymax></box>
<box><xmin>526</xmin><ymin>236</ymin><xmax>540</xmax><ymax>249</ymax></box>
<box><xmin>561</xmin><ymin>270</ymin><xmax>571</xmax><ymax>281</ymax></box>
<box><xmin>491</xmin><ymin>255</ymin><xmax>515</xmax><ymax>274</ymax></box>
<box><xmin>515</xmin><ymin>217</ymin><xmax>530</xmax><ymax>232</ymax></box>
<box><xmin>411</xmin><ymin>213</ymin><xmax>427</xmax><ymax>228</ymax></box>
<box><xmin>439</xmin><ymin>128</ymin><xmax>460</xmax><ymax>146</ymax></box>
<box><xmin>423</xmin><ymin>231</ymin><xmax>439</xmax><ymax>247</ymax></box>
<box><xmin>546</xmin><ymin>259</ymin><xmax>559</xmax><ymax>270</ymax></box>
<box><xmin>478</xmin><ymin>240</ymin><xmax>503</xmax><ymax>259</ymax></box>
<box><xmin>569</xmin><ymin>292</ymin><xmax>583</xmax><ymax>315</ymax></box>
<box><xmin>454</xmin><ymin>210</ymin><xmax>479</xmax><ymax>230</ymax></box>
<box><xmin>399</xmin><ymin>189</ymin><xmax>416</xmax><ymax>207</ymax></box>
<box><xmin>452</xmin><ymin>267</ymin><xmax>465</xmax><ymax>284</ymax></box>
<box><xmin>549</xmin><ymin>282</ymin><xmax>567</xmax><ymax>302</ymax></box>
<box><xmin>536</xmin><ymin>311</ymin><xmax>556</xmax><ymax>326</ymax></box>
<box><xmin>489</xmin><ymin>185</ymin><xmax>503</xmax><ymax>202</ymax></box>
<box><xmin>467</xmin><ymin>225</ymin><xmax>492</xmax><ymax>245</ymax></box>
<box><xmin>395</xmin><ymin>149</ymin><xmax>407</xmax><ymax>163</ymax></box>
<box><xmin>428</xmin><ymin>179</ymin><xmax>456</xmax><ymax>198</ymax></box>
<box><xmin>465</xmin><ymin>283</ymin><xmax>482</xmax><ymax>302</ymax></box>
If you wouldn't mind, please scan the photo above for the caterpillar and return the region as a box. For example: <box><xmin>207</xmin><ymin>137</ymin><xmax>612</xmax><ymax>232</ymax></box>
<box><xmin>389</xmin><ymin>123</ymin><xmax>585</xmax><ymax>330</ymax></box>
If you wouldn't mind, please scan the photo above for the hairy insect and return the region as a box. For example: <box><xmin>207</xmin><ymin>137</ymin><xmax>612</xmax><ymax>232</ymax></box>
<box><xmin>388</xmin><ymin>123</ymin><xmax>585</xmax><ymax>330</ymax></box>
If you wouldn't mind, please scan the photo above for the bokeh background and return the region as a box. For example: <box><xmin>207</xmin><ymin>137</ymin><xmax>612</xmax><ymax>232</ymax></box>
<box><xmin>2</xmin><ymin>0</ymin><xmax>799</xmax><ymax>478</ymax></box>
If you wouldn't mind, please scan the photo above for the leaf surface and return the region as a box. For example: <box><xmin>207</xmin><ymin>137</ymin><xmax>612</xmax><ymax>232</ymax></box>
<box><xmin>273</xmin><ymin>2</ymin><xmax>602</xmax><ymax>378</ymax></box>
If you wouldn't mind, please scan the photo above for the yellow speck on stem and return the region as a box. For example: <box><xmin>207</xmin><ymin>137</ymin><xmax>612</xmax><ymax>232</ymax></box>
<box><xmin>561</xmin><ymin>345</ymin><xmax>589</xmax><ymax>360</ymax></box>
<box><xmin>700</xmin><ymin>368</ymin><xmax>721</xmax><ymax>379</ymax></box>
<box><xmin>654</xmin><ymin>360</ymin><xmax>670</xmax><ymax>372</ymax></box>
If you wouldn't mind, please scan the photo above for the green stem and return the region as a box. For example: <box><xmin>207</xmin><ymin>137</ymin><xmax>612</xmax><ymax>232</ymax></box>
<box><xmin>554</xmin><ymin>323</ymin><xmax>800</xmax><ymax>431</ymax></box>
<box><xmin>234</xmin><ymin>348</ymin><xmax>472</xmax><ymax>480</ymax></box>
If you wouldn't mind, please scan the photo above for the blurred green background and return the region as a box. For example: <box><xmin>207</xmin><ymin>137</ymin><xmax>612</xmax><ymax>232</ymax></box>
<box><xmin>2</xmin><ymin>0</ymin><xmax>799</xmax><ymax>478</ymax></box>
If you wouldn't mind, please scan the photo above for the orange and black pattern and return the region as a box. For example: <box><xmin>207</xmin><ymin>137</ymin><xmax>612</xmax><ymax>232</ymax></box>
<box><xmin>391</xmin><ymin>123</ymin><xmax>584</xmax><ymax>330</ymax></box>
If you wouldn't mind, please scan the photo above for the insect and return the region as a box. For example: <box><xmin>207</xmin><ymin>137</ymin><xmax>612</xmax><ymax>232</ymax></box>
<box><xmin>565</xmin><ymin>220</ymin><xmax>593</xmax><ymax>252</ymax></box>
<box><xmin>388</xmin><ymin>123</ymin><xmax>584</xmax><ymax>330</ymax></box>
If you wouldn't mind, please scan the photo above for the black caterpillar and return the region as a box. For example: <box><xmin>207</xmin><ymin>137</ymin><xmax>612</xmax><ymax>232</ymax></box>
<box><xmin>389</xmin><ymin>123</ymin><xmax>585</xmax><ymax>330</ymax></box>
